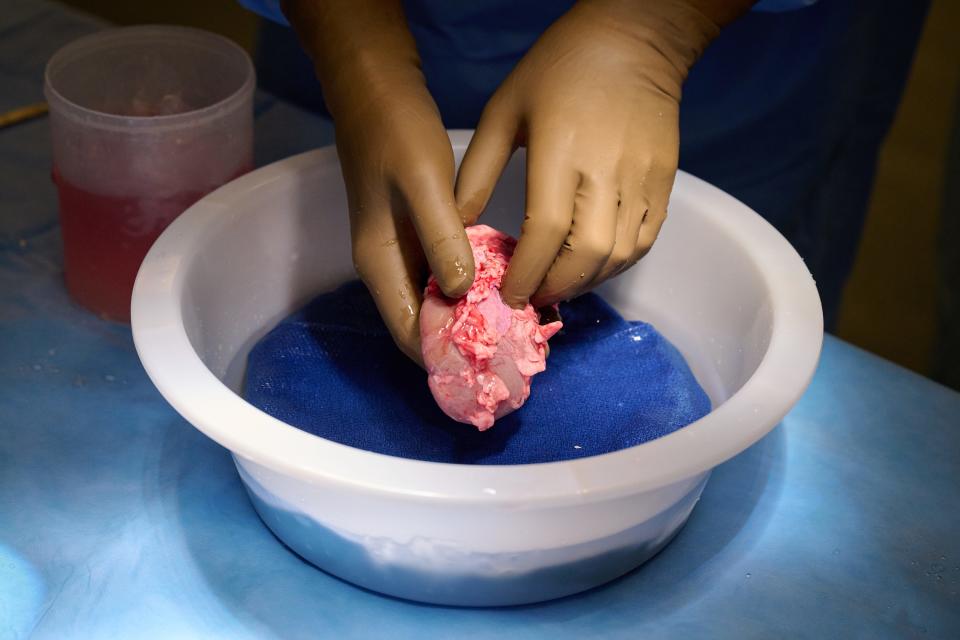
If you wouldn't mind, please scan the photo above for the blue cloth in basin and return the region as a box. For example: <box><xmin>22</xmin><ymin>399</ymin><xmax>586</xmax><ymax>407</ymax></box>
<box><xmin>244</xmin><ymin>281</ymin><xmax>710</xmax><ymax>465</ymax></box>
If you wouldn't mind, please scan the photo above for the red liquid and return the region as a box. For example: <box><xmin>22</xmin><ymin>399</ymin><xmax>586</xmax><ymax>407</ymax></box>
<box><xmin>53</xmin><ymin>165</ymin><xmax>251</xmax><ymax>322</ymax></box>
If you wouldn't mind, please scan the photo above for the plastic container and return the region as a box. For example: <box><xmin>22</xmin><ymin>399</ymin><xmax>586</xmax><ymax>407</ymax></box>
<box><xmin>132</xmin><ymin>131</ymin><xmax>823</xmax><ymax>606</ymax></box>
<box><xmin>45</xmin><ymin>26</ymin><xmax>255</xmax><ymax>322</ymax></box>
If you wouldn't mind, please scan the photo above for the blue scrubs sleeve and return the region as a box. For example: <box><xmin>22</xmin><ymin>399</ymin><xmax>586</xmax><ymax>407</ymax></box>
<box><xmin>238</xmin><ymin>0</ymin><xmax>288</xmax><ymax>25</ymax></box>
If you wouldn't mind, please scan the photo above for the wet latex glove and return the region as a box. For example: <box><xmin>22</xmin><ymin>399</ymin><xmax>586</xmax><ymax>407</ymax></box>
<box><xmin>282</xmin><ymin>0</ymin><xmax>475</xmax><ymax>364</ymax></box>
<box><xmin>455</xmin><ymin>0</ymin><xmax>753</xmax><ymax>309</ymax></box>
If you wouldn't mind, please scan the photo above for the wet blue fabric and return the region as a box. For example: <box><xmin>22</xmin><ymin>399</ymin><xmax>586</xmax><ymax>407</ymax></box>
<box><xmin>243</xmin><ymin>281</ymin><xmax>710</xmax><ymax>465</ymax></box>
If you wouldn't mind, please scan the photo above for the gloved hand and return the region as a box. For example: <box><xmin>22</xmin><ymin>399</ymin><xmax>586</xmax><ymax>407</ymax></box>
<box><xmin>283</xmin><ymin>0</ymin><xmax>475</xmax><ymax>364</ymax></box>
<box><xmin>456</xmin><ymin>0</ymin><xmax>745</xmax><ymax>309</ymax></box>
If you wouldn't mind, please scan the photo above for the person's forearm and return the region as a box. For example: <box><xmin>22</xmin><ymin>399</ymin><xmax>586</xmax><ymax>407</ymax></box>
<box><xmin>280</xmin><ymin>0</ymin><xmax>425</xmax><ymax>115</ymax></box>
<box><xmin>570</xmin><ymin>0</ymin><xmax>755</xmax><ymax>99</ymax></box>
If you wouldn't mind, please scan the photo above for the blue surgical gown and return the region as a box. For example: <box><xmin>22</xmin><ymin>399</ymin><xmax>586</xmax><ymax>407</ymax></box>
<box><xmin>239</xmin><ymin>0</ymin><xmax>930</xmax><ymax>328</ymax></box>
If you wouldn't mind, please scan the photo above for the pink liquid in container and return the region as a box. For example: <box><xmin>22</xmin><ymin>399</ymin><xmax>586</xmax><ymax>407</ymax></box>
<box><xmin>45</xmin><ymin>26</ymin><xmax>255</xmax><ymax>321</ymax></box>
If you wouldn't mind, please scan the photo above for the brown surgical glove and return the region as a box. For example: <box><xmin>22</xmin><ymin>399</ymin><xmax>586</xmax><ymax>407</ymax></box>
<box><xmin>283</xmin><ymin>0</ymin><xmax>475</xmax><ymax>364</ymax></box>
<box><xmin>456</xmin><ymin>0</ymin><xmax>749</xmax><ymax>309</ymax></box>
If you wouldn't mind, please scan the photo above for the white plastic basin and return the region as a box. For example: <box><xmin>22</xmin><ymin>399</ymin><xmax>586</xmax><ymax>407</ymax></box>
<box><xmin>132</xmin><ymin>130</ymin><xmax>823</xmax><ymax>606</ymax></box>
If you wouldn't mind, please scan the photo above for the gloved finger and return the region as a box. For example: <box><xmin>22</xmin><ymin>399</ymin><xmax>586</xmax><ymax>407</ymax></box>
<box><xmin>455</xmin><ymin>95</ymin><xmax>519</xmax><ymax>225</ymax></box>
<box><xmin>614</xmin><ymin>166</ymin><xmax>675</xmax><ymax>276</ymax></box>
<box><xmin>594</xmin><ymin>188</ymin><xmax>648</xmax><ymax>284</ymax></box>
<box><xmin>631</xmin><ymin>205</ymin><xmax>667</xmax><ymax>263</ymax></box>
<box><xmin>499</xmin><ymin>139</ymin><xmax>578</xmax><ymax>308</ymax></box>
<box><xmin>352</xmin><ymin>217</ymin><xmax>426</xmax><ymax>367</ymax></box>
<box><xmin>619</xmin><ymin>195</ymin><xmax>670</xmax><ymax>277</ymax></box>
<box><xmin>397</xmin><ymin>154</ymin><xmax>476</xmax><ymax>298</ymax></box>
<box><xmin>530</xmin><ymin>173</ymin><xmax>619</xmax><ymax>308</ymax></box>
<box><xmin>537</xmin><ymin>304</ymin><xmax>562</xmax><ymax>359</ymax></box>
